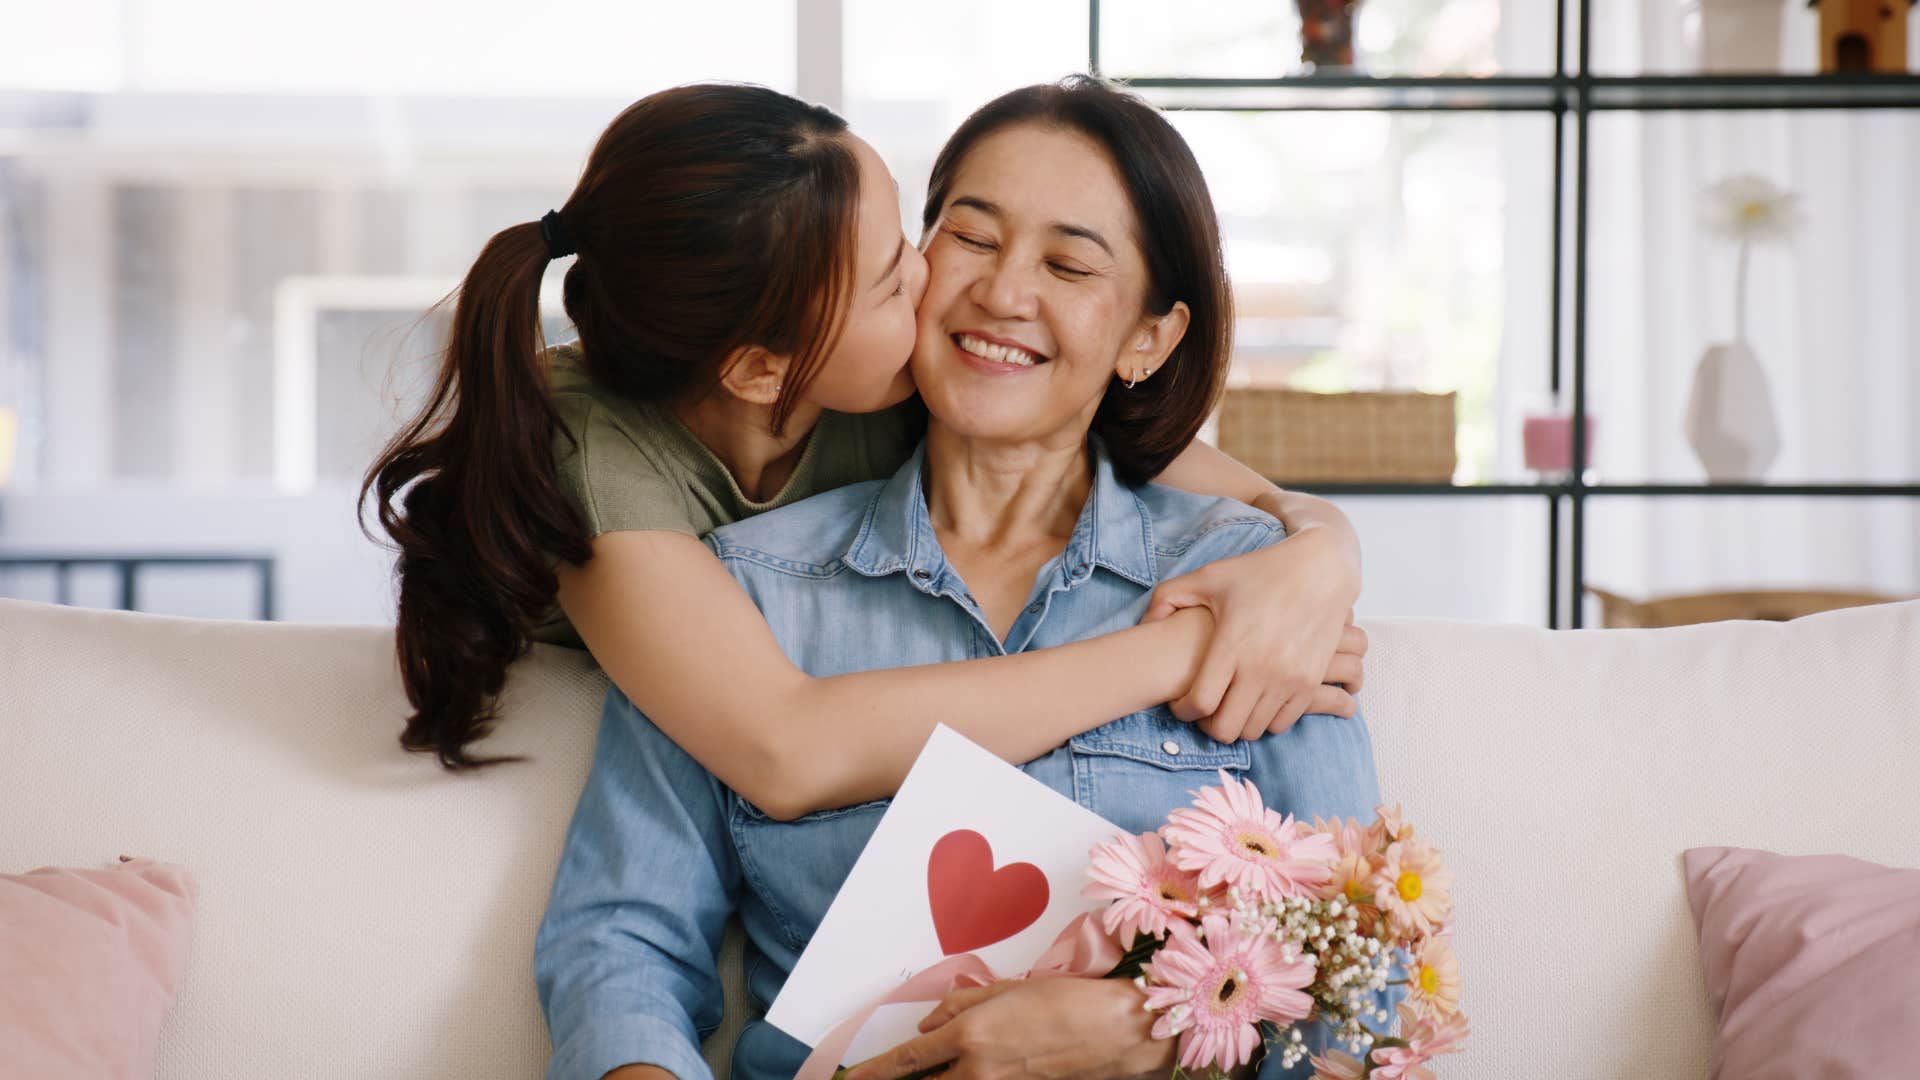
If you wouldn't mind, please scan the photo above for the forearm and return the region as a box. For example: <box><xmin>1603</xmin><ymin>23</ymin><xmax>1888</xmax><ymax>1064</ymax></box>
<box><xmin>760</xmin><ymin>609</ymin><xmax>1212</xmax><ymax>818</ymax></box>
<box><xmin>1252</xmin><ymin>489</ymin><xmax>1362</xmax><ymax>601</ymax></box>
<box><xmin>565</xmin><ymin>531</ymin><xmax>1213</xmax><ymax>822</ymax></box>
<box><xmin>1157</xmin><ymin>437</ymin><xmax>1362</xmax><ymax>588</ymax></box>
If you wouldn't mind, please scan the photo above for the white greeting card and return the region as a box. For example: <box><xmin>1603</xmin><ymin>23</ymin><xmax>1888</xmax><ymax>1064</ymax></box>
<box><xmin>765</xmin><ymin>724</ymin><xmax>1122</xmax><ymax>1062</ymax></box>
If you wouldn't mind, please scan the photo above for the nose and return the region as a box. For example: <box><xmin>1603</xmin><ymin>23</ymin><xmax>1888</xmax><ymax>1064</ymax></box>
<box><xmin>903</xmin><ymin>243</ymin><xmax>930</xmax><ymax>308</ymax></box>
<box><xmin>969</xmin><ymin>251</ymin><xmax>1039</xmax><ymax>322</ymax></box>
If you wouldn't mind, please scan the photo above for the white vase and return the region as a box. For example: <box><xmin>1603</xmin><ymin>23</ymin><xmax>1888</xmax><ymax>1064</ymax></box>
<box><xmin>1684</xmin><ymin>341</ymin><xmax>1781</xmax><ymax>482</ymax></box>
<box><xmin>1690</xmin><ymin>0</ymin><xmax>1786</xmax><ymax>72</ymax></box>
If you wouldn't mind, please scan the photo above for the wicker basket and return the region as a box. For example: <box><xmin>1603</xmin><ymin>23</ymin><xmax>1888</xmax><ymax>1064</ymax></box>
<box><xmin>1587</xmin><ymin>587</ymin><xmax>1904</xmax><ymax>628</ymax></box>
<box><xmin>1214</xmin><ymin>389</ymin><xmax>1458</xmax><ymax>483</ymax></box>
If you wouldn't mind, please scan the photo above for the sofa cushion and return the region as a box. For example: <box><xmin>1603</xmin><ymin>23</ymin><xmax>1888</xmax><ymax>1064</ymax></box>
<box><xmin>1684</xmin><ymin>846</ymin><xmax>1920</xmax><ymax>1079</ymax></box>
<box><xmin>0</xmin><ymin>858</ymin><xmax>198</xmax><ymax>1079</ymax></box>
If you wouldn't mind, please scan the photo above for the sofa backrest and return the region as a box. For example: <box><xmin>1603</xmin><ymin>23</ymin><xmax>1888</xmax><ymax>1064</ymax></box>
<box><xmin>4</xmin><ymin>596</ymin><xmax>1917</xmax><ymax>1078</ymax></box>
<box><xmin>2</xmin><ymin>599</ymin><xmax>604</xmax><ymax>1079</ymax></box>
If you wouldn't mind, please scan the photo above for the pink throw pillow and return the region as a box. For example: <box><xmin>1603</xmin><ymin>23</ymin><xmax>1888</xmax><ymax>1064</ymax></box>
<box><xmin>0</xmin><ymin>858</ymin><xmax>198</xmax><ymax>1079</ymax></box>
<box><xmin>1683</xmin><ymin>846</ymin><xmax>1920</xmax><ymax>1079</ymax></box>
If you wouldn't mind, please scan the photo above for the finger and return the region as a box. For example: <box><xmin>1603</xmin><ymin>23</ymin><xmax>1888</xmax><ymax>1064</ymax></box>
<box><xmin>1170</xmin><ymin>647</ymin><xmax>1235</xmax><ymax>725</ymax></box>
<box><xmin>1266</xmin><ymin>688</ymin><xmax>1314</xmax><ymax>735</ymax></box>
<box><xmin>1340</xmin><ymin>622</ymin><xmax>1370</xmax><ymax>659</ymax></box>
<box><xmin>918</xmin><ymin>982</ymin><xmax>1019</xmax><ymax>1032</ymax></box>
<box><xmin>1140</xmin><ymin>584</ymin><xmax>1198</xmax><ymax>625</ymax></box>
<box><xmin>1298</xmin><ymin>683</ymin><xmax>1357</xmax><ymax>722</ymax></box>
<box><xmin>1202</xmin><ymin>668</ymin><xmax>1263</xmax><ymax>744</ymax></box>
<box><xmin>1325</xmin><ymin>652</ymin><xmax>1364</xmax><ymax>692</ymax></box>
<box><xmin>842</xmin><ymin>1024</ymin><xmax>963</xmax><ymax>1080</ymax></box>
<box><xmin>1244</xmin><ymin>686</ymin><xmax>1292</xmax><ymax>741</ymax></box>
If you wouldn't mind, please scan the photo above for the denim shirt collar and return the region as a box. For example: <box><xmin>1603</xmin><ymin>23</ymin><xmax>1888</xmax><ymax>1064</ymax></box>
<box><xmin>842</xmin><ymin>437</ymin><xmax>1158</xmax><ymax>591</ymax></box>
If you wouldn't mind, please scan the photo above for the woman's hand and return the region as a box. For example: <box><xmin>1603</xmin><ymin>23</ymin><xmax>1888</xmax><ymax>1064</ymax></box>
<box><xmin>839</xmin><ymin>978</ymin><xmax>1172</xmax><ymax>1080</ymax></box>
<box><xmin>1142</xmin><ymin>522</ymin><xmax>1367</xmax><ymax>743</ymax></box>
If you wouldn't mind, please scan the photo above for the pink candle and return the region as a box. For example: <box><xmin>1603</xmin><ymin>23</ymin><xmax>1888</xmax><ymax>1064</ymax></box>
<box><xmin>1522</xmin><ymin>414</ymin><xmax>1598</xmax><ymax>474</ymax></box>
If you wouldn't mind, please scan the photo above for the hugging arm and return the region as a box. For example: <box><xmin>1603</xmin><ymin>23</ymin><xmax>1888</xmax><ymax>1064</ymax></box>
<box><xmin>1150</xmin><ymin>439</ymin><xmax>1369</xmax><ymax>740</ymax></box>
<box><xmin>535</xmin><ymin>690</ymin><xmax>740</xmax><ymax>1080</ymax></box>
<box><xmin>558</xmin><ymin>530</ymin><xmax>1214</xmax><ymax>821</ymax></box>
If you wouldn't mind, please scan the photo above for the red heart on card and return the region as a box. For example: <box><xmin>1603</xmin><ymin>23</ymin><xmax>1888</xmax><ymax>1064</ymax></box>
<box><xmin>926</xmin><ymin>829</ymin><xmax>1050</xmax><ymax>956</ymax></box>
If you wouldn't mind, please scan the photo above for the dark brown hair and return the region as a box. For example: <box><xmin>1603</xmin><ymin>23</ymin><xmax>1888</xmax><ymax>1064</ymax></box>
<box><xmin>361</xmin><ymin>84</ymin><xmax>862</xmax><ymax>770</ymax></box>
<box><xmin>922</xmin><ymin>75</ymin><xmax>1233</xmax><ymax>486</ymax></box>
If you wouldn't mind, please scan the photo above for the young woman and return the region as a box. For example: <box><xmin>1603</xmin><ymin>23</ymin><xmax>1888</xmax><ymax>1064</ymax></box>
<box><xmin>363</xmin><ymin>83</ymin><xmax>1369</xmax><ymax>821</ymax></box>
<box><xmin>535</xmin><ymin>76</ymin><xmax>1387</xmax><ymax>1080</ymax></box>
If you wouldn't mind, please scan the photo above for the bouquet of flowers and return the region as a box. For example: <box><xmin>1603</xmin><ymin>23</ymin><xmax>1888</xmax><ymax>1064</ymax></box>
<box><xmin>1083</xmin><ymin>772</ymin><xmax>1467</xmax><ymax>1079</ymax></box>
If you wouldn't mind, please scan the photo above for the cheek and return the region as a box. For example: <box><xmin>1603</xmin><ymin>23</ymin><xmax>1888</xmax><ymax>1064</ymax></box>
<box><xmin>1050</xmin><ymin>294</ymin><xmax>1127</xmax><ymax>373</ymax></box>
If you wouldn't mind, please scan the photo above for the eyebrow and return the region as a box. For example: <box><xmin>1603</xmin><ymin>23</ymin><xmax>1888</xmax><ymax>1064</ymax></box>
<box><xmin>949</xmin><ymin>196</ymin><xmax>1114</xmax><ymax>258</ymax></box>
<box><xmin>872</xmin><ymin>236</ymin><xmax>906</xmax><ymax>289</ymax></box>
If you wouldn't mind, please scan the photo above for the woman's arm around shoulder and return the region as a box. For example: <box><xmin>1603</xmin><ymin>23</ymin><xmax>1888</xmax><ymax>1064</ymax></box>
<box><xmin>1149</xmin><ymin>438</ymin><xmax>1369</xmax><ymax>742</ymax></box>
<box><xmin>558</xmin><ymin>529</ymin><xmax>1216</xmax><ymax>820</ymax></box>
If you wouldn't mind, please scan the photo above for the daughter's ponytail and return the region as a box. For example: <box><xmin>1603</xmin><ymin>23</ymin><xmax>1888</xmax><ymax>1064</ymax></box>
<box><xmin>361</xmin><ymin>219</ymin><xmax>591</xmax><ymax>769</ymax></box>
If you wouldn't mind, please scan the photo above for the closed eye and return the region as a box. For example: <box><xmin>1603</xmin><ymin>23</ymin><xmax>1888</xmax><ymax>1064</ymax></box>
<box><xmin>952</xmin><ymin>231</ymin><xmax>997</xmax><ymax>252</ymax></box>
<box><xmin>1048</xmin><ymin>262</ymin><xmax>1092</xmax><ymax>280</ymax></box>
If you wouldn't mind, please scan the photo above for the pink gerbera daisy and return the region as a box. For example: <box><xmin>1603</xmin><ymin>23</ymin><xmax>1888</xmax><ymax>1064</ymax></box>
<box><xmin>1141</xmin><ymin>913</ymin><xmax>1317</xmax><ymax>1073</ymax></box>
<box><xmin>1162</xmin><ymin>771</ymin><xmax>1336</xmax><ymax>902</ymax></box>
<box><xmin>1083</xmin><ymin>831</ymin><xmax>1203</xmax><ymax>942</ymax></box>
<box><xmin>1369</xmin><ymin>838</ymin><xmax>1455</xmax><ymax>939</ymax></box>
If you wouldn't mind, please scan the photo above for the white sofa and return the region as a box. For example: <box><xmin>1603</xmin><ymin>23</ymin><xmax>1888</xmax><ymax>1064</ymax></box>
<box><xmin>4</xmin><ymin>595</ymin><xmax>1917</xmax><ymax>1079</ymax></box>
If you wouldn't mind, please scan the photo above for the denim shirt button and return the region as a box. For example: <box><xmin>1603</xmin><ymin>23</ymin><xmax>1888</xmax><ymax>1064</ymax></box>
<box><xmin>1161</xmin><ymin>740</ymin><xmax>1181</xmax><ymax>756</ymax></box>
<box><xmin>1027</xmin><ymin>602</ymin><xmax>1042</xmax><ymax>614</ymax></box>
<box><xmin>913</xmin><ymin>569</ymin><xmax>932</xmax><ymax>581</ymax></box>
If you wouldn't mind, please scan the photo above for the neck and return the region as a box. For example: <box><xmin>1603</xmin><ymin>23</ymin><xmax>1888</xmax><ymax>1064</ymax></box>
<box><xmin>672</xmin><ymin>391</ymin><xmax>824</xmax><ymax>503</ymax></box>
<box><xmin>922</xmin><ymin>422</ymin><xmax>1093</xmax><ymax>549</ymax></box>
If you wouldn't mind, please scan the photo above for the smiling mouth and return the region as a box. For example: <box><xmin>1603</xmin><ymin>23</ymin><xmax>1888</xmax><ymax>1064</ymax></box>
<box><xmin>952</xmin><ymin>333</ymin><xmax>1048</xmax><ymax>368</ymax></box>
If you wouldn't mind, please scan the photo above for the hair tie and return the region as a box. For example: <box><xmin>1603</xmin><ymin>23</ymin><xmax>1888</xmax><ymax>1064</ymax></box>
<box><xmin>539</xmin><ymin>210</ymin><xmax>576</xmax><ymax>260</ymax></box>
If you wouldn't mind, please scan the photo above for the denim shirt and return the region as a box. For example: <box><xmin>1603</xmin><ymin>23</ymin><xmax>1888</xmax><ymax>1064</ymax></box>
<box><xmin>535</xmin><ymin>440</ymin><xmax>1385</xmax><ymax>1080</ymax></box>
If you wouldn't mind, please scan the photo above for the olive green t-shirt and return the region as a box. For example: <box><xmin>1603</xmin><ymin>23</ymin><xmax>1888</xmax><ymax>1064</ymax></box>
<box><xmin>533</xmin><ymin>342</ymin><xmax>923</xmax><ymax>648</ymax></box>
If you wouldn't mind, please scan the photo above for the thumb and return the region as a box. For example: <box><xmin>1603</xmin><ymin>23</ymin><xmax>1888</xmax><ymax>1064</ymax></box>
<box><xmin>1141</xmin><ymin>584</ymin><xmax>1203</xmax><ymax>625</ymax></box>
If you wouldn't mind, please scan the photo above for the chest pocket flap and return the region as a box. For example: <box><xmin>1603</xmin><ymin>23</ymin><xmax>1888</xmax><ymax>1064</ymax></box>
<box><xmin>1068</xmin><ymin>706</ymin><xmax>1252</xmax><ymax>772</ymax></box>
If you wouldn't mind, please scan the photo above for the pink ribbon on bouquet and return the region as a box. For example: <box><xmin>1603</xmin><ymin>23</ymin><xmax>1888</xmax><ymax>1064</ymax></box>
<box><xmin>793</xmin><ymin>912</ymin><xmax>1124</xmax><ymax>1080</ymax></box>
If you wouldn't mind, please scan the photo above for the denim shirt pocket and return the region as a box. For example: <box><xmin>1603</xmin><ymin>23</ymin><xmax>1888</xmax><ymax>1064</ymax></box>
<box><xmin>1067</xmin><ymin>707</ymin><xmax>1252</xmax><ymax>835</ymax></box>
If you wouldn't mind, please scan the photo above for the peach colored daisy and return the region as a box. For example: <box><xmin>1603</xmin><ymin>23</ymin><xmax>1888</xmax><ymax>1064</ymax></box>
<box><xmin>1083</xmin><ymin>831</ymin><xmax>1203</xmax><ymax>942</ymax></box>
<box><xmin>1140</xmin><ymin>912</ymin><xmax>1316</xmax><ymax>1073</ymax></box>
<box><xmin>1368</xmin><ymin>803</ymin><xmax>1414</xmax><ymax>848</ymax></box>
<box><xmin>1406</xmin><ymin>935</ymin><xmax>1462</xmax><ymax>1020</ymax></box>
<box><xmin>1315</xmin><ymin>816</ymin><xmax>1379</xmax><ymax>904</ymax></box>
<box><xmin>1406</xmin><ymin>1001</ymin><xmax>1470</xmax><ymax>1057</ymax></box>
<box><xmin>1371</xmin><ymin>1001</ymin><xmax>1470</xmax><ymax>1079</ymax></box>
<box><xmin>1308</xmin><ymin>1050</ymin><xmax>1368</xmax><ymax>1080</ymax></box>
<box><xmin>1370</xmin><ymin>838</ymin><xmax>1454</xmax><ymax>938</ymax></box>
<box><xmin>1162</xmin><ymin>770</ymin><xmax>1336</xmax><ymax>901</ymax></box>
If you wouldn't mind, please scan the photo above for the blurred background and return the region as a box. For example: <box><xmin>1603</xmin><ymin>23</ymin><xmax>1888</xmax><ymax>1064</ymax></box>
<box><xmin>1</xmin><ymin>0</ymin><xmax>1915</xmax><ymax>627</ymax></box>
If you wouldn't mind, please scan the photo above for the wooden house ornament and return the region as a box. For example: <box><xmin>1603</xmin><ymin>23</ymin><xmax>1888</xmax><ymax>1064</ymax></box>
<box><xmin>1808</xmin><ymin>0</ymin><xmax>1916</xmax><ymax>73</ymax></box>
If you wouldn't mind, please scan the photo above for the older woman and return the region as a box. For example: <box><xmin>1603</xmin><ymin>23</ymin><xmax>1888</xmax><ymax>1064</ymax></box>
<box><xmin>536</xmin><ymin>77</ymin><xmax>1384</xmax><ymax>1080</ymax></box>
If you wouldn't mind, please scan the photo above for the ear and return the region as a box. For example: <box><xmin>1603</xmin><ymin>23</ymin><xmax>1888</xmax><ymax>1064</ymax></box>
<box><xmin>717</xmin><ymin>344</ymin><xmax>793</xmax><ymax>407</ymax></box>
<box><xmin>1115</xmin><ymin>301</ymin><xmax>1192</xmax><ymax>384</ymax></box>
